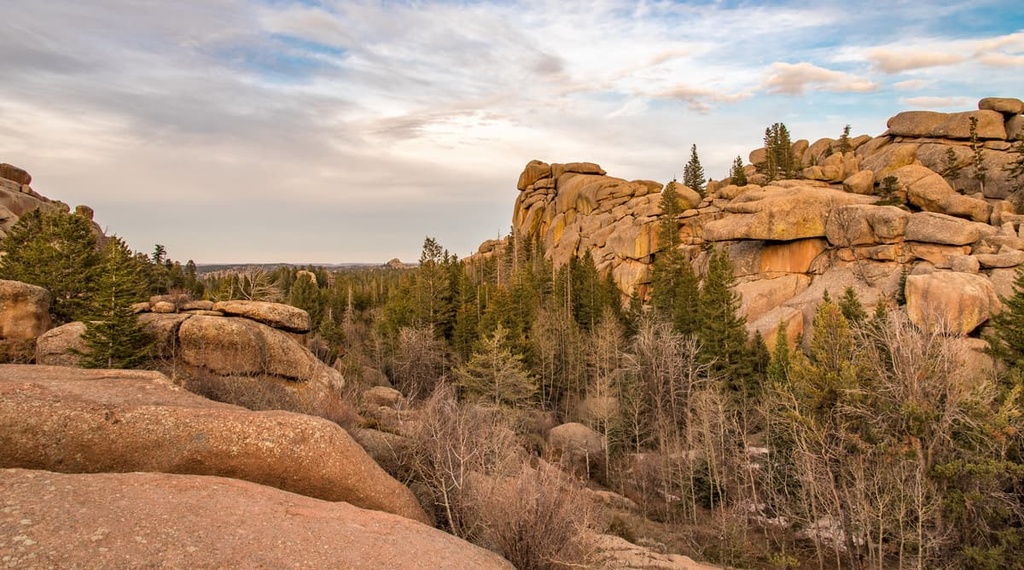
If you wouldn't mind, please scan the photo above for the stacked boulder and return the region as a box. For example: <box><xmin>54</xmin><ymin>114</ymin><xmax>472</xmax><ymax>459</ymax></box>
<box><xmin>37</xmin><ymin>297</ymin><xmax>345</xmax><ymax>413</ymax></box>
<box><xmin>481</xmin><ymin>98</ymin><xmax>1024</xmax><ymax>343</ymax></box>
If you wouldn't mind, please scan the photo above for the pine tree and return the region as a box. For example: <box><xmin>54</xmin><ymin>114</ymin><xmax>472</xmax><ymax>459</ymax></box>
<box><xmin>79</xmin><ymin>236</ymin><xmax>153</xmax><ymax>369</ymax></box>
<box><xmin>289</xmin><ymin>271</ymin><xmax>324</xmax><ymax>329</ymax></box>
<box><xmin>766</xmin><ymin>322</ymin><xmax>791</xmax><ymax>385</ymax></box>
<box><xmin>729</xmin><ymin>156</ymin><xmax>748</xmax><ymax>187</ymax></box>
<box><xmin>1005</xmin><ymin>140</ymin><xmax>1024</xmax><ymax>192</ymax></box>
<box><xmin>760</xmin><ymin>123</ymin><xmax>797</xmax><ymax>182</ymax></box>
<box><xmin>838</xmin><ymin>124</ymin><xmax>852</xmax><ymax>153</ymax></box>
<box><xmin>455</xmin><ymin>324</ymin><xmax>537</xmax><ymax>407</ymax></box>
<box><xmin>683</xmin><ymin>144</ymin><xmax>706</xmax><ymax>197</ymax></box>
<box><xmin>838</xmin><ymin>286</ymin><xmax>867</xmax><ymax>325</ymax></box>
<box><xmin>0</xmin><ymin>208</ymin><xmax>101</xmax><ymax>323</ymax></box>
<box><xmin>649</xmin><ymin>182</ymin><xmax>700</xmax><ymax>332</ymax></box>
<box><xmin>970</xmin><ymin>116</ymin><xmax>988</xmax><ymax>194</ymax></box>
<box><xmin>697</xmin><ymin>246</ymin><xmax>753</xmax><ymax>393</ymax></box>
<box><xmin>987</xmin><ymin>266</ymin><xmax>1024</xmax><ymax>375</ymax></box>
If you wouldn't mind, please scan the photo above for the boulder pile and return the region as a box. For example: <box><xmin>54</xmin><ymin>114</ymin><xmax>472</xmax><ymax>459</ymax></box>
<box><xmin>36</xmin><ymin>297</ymin><xmax>345</xmax><ymax>413</ymax></box>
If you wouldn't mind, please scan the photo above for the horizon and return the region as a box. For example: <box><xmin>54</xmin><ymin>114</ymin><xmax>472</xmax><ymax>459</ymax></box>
<box><xmin>2</xmin><ymin>1</ymin><xmax>1022</xmax><ymax>264</ymax></box>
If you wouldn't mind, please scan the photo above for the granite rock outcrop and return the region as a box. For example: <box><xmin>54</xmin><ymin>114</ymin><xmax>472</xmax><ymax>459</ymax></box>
<box><xmin>482</xmin><ymin>98</ymin><xmax>1024</xmax><ymax>342</ymax></box>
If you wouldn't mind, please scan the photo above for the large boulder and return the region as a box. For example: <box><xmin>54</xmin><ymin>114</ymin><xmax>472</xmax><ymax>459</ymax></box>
<box><xmin>704</xmin><ymin>185</ymin><xmax>874</xmax><ymax>242</ymax></box>
<box><xmin>0</xmin><ymin>469</ymin><xmax>511</xmax><ymax>569</ymax></box>
<box><xmin>905</xmin><ymin>272</ymin><xmax>1000</xmax><ymax>334</ymax></box>
<box><xmin>0</xmin><ymin>163</ymin><xmax>31</xmax><ymax>185</ymax></box>
<box><xmin>979</xmin><ymin>97</ymin><xmax>1024</xmax><ymax>116</ymax></box>
<box><xmin>548</xmin><ymin>422</ymin><xmax>605</xmax><ymax>478</ymax></box>
<box><xmin>904</xmin><ymin>212</ymin><xmax>996</xmax><ymax>246</ymax></box>
<box><xmin>894</xmin><ymin>164</ymin><xmax>991</xmax><ymax>222</ymax></box>
<box><xmin>0</xmin><ymin>365</ymin><xmax>429</xmax><ymax>524</ymax></box>
<box><xmin>887</xmin><ymin>110</ymin><xmax>1007</xmax><ymax>140</ymax></box>
<box><xmin>0</xmin><ymin>280</ymin><xmax>51</xmax><ymax>340</ymax></box>
<box><xmin>34</xmin><ymin>322</ymin><xmax>87</xmax><ymax>366</ymax></box>
<box><xmin>211</xmin><ymin>300</ymin><xmax>312</xmax><ymax>333</ymax></box>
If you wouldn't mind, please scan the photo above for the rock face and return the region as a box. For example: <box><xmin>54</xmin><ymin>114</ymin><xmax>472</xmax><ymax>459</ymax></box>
<box><xmin>0</xmin><ymin>469</ymin><xmax>512</xmax><ymax>570</ymax></box>
<box><xmin>36</xmin><ymin>299</ymin><xmax>344</xmax><ymax>414</ymax></box>
<box><xmin>476</xmin><ymin>98</ymin><xmax>1024</xmax><ymax>341</ymax></box>
<box><xmin>0</xmin><ymin>280</ymin><xmax>51</xmax><ymax>341</ymax></box>
<box><xmin>0</xmin><ymin>364</ymin><xmax>429</xmax><ymax>525</ymax></box>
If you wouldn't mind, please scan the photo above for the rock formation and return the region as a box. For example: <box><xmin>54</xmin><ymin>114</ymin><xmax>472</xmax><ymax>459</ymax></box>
<box><xmin>486</xmin><ymin>98</ymin><xmax>1024</xmax><ymax>342</ymax></box>
<box><xmin>0</xmin><ymin>469</ymin><xmax>511</xmax><ymax>569</ymax></box>
<box><xmin>36</xmin><ymin>297</ymin><xmax>345</xmax><ymax>414</ymax></box>
<box><xmin>0</xmin><ymin>280</ymin><xmax>52</xmax><ymax>363</ymax></box>
<box><xmin>0</xmin><ymin>364</ymin><xmax>429</xmax><ymax>524</ymax></box>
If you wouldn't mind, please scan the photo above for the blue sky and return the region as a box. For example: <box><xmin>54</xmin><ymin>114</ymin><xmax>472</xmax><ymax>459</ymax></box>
<box><xmin>1</xmin><ymin>0</ymin><xmax>1022</xmax><ymax>263</ymax></box>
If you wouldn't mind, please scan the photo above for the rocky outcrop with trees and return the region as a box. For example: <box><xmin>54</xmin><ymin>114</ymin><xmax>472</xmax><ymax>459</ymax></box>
<box><xmin>496</xmin><ymin>98</ymin><xmax>1024</xmax><ymax>345</ymax></box>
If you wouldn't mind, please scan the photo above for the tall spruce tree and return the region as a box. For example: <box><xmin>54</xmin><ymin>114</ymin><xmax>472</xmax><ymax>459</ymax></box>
<box><xmin>0</xmin><ymin>208</ymin><xmax>101</xmax><ymax>323</ymax></box>
<box><xmin>80</xmin><ymin>236</ymin><xmax>153</xmax><ymax>369</ymax></box>
<box><xmin>988</xmin><ymin>266</ymin><xmax>1024</xmax><ymax>377</ymax></box>
<box><xmin>729</xmin><ymin>156</ymin><xmax>748</xmax><ymax>187</ymax></box>
<box><xmin>760</xmin><ymin>122</ymin><xmax>797</xmax><ymax>182</ymax></box>
<box><xmin>697</xmin><ymin>246</ymin><xmax>753</xmax><ymax>394</ymax></box>
<box><xmin>649</xmin><ymin>182</ymin><xmax>699</xmax><ymax>332</ymax></box>
<box><xmin>683</xmin><ymin>144</ymin><xmax>706</xmax><ymax>197</ymax></box>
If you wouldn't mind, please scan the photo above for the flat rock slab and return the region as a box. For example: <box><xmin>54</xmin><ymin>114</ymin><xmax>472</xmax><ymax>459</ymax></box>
<box><xmin>0</xmin><ymin>469</ymin><xmax>512</xmax><ymax>569</ymax></box>
<box><xmin>212</xmin><ymin>299</ymin><xmax>311</xmax><ymax>333</ymax></box>
<box><xmin>0</xmin><ymin>365</ymin><xmax>428</xmax><ymax>524</ymax></box>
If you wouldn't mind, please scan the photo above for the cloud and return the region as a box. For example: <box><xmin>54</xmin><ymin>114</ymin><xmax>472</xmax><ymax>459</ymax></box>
<box><xmin>652</xmin><ymin>85</ymin><xmax>753</xmax><ymax>113</ymax></box>
<box><xmin>892</xmin><ymin>79</ymin><xmax>933</xmax><ymax>91</ymax></box>
<box><xmin>762</xmin><ymin>62</ymin><xmax>878</xmax><ymax>95</ymax></box>
<box><xmin>899</xmin><ymin>96</ymin><xmax>973</xmax><ymax>109</ymax></box>
<box><xmin>867</xmin><ymin>50</ymin><xmax>966</xmax><ymax>74</ymax></box>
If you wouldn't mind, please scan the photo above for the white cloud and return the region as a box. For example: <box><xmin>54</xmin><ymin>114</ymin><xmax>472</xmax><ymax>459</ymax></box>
<box><xmin>867</xmin><ymin>50</ymin><xmax>966</xmax><ymax>74</ymax></box>
<box><xmin>762</xmin><ymin>62</ymin><xmax>878</xmax><ymax>95</ymax></box>
<box><xmin>899</xmin><ymin>96</ymin><xmax>973</xmax><ymax>109</ymax></box>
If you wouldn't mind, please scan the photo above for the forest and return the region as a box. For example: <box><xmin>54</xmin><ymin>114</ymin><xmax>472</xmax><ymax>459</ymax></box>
<box><xmin>3</xmin><ymin>175</ymin><xmax>1024</xmax><ymax>569</ymax></box>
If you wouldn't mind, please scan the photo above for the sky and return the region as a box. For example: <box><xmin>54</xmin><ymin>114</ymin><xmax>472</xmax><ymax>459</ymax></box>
<box><xmin>1</xmin><ymin>1</ymin><xmax>1023</xmax><ymax>264</ymax></box>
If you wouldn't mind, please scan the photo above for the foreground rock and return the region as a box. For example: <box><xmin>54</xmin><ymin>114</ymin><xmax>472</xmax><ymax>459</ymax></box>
<box><xmin>586</xmin><ymin>533</ymin><xmax>720</xmax><ymax>570</ymax></box>
<box><xmin>0</xmin><ymin>469</ymin><xmax>511</xmax><ymax>569</ymax></box>
<box><xmin>0</xmin><ymin>280</ymin><xmax>51</xmax><ymax>340</ymax></box>
<box><xmin>0</xmin><ymin>365</ymin><xmax>429</xmax><ymax>524</ymax></box>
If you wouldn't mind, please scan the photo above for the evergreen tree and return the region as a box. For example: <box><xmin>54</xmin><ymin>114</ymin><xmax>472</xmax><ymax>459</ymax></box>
<box><xmin>683</xmin><ymin>144</ymin><xmax>706</xmax><ymax>197</ymax></box>
<box><xmin>942</xmin><ymin>147</ymin><xmax>963</xmax><ymax>181</ymax></box>
<box><xmin>1005</xmin><ymin>140</ymin><xmax>1024</xmax><ymax>192</ymax></box>
<box><xmin>697</xmin><ymin>246</ymin><xmax>753</xmax><ymax>393</ymax></box>
<box><xmin>649</xmin><ymin>182</ymin><xmax>700</xmax><ymax>333</ymax></box>
<box><xmin>970</xmin><ymin>116</ymin><xmax>988</xmax><ymax>194</ymax></box>
<box><xmin>837</xmin><ymin>124</ymin><xmax>852</xmax><ymax>153</ymax></box>
<box><xmin>760</xmin><ymin>123</ymin><xmax>797</xmax><ymax>182</ymax></box>
<box><xmin>0</xmin><ymin>208</ymin><xmax>101</xmax><ymax>323</ymax></box>
<box><xmin>837</xmin><ymin>286</ymin><xmax>867</xmax><ymax>325</ymax></box>
<box><xmin>729</xmin><ymin>156</ymin><xmax>748</xmax><ymax>187</ymax></box>
<box><xmin>289</xmin><ymin>271</ymin><xmax>325</xmax><ymax>329</ymax></box>
<box><xmin>79</xmin><ymin>236</ymin><xmax>153</xmax><ymax>369</ymax></box>
<box><xmin>988</xmin><ymin>266</ymin><xmax>1024</xmax><ymax>376</ymax></box>
<box><xmin>766</xmin><ymin>323</ymin><xmax>791</xmax><ymax>385</ymax></box>
<box><xmin>455</xmin><ymin>324</ymin><xmax>537</xmax><ymax>407</ymax></box>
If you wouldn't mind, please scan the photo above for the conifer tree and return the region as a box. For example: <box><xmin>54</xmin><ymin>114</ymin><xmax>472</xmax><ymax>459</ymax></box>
<box><xmin>1005</xmin><ymin>140</ymin><xmax>1024</xmax><ymax>192</ymax></box>
<box><xmin>766</xmin><ymin>323</ymin><xmax>791</xmax><ymax>385</ymax></box>
<box><xmin>455</xmin><ymin>324</ymin><xmax>537</xmax><ymax>407</ymax></box>
<box><xmin>697</xmin><ymin>246</ymin><xmax>753</xmax><ymax>393</ymax></box>
<box><xmin>0</xmin><ymin>208</ymin><xmax>101</xmax><ymax>323</ymax></box>
<box><xmin>760</xmin><ymin>123</ymin><xmax>797</xmax><ymax>182</ymax></box>
<box><xmin>837</xmin><ymin>286</ymin><xmax>867</xmax><ymax>325</ymax></box>
<box><xmin>289</xmin><ymin>271</ymin><xmax>324</xmax><ymax>329</ymax></box>
<box><xmin>970</xmin><ymin>116</ymin><xmax>988</xmax><ymax>194</ymax></box>
<box><xmin>683</xmin><ymin>144</ymin><xmax>706</xmax><ymax>197</ymax></box>
<box><xmin>729</xmin><ymin>156</ymin><xmax>748</xmax><ymax>187</ymax></box>
<box><xmin>79</xmin><ymin>236</ymin><xmax>153</xmax><ymax>369</ymax></box>
<box><xmin>987</xmin><ymin>266</ymin><xmax>1024</xmax><ymax>376</ymax></box>
<box><xmin>837</xmin><ymin>124</ymin><xmax>852</xmax><ymax>153</ymax></box>
<box><xmin>650</xmin><ymin>182</ymin><xmax>700</xmax><ymax>332</ymax></box>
